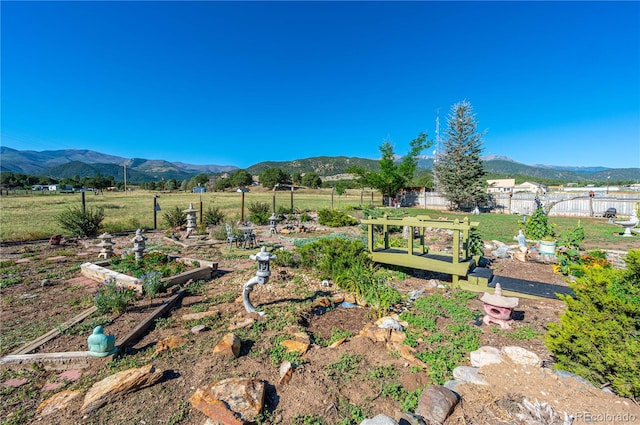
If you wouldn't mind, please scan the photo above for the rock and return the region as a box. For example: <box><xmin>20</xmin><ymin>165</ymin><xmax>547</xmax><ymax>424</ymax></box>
<box><xmin>470</xmin><ymin>346</ymin><xmax>504</xmax><ymax>367</ymax></box>
<box><xmin>452</xmin><ymin>366</ymin><xmax>488</xmax><ymax>385</ymax></box>
<box><xmin>443</xmin><ymin>379</ymin><xmax>464</xmax><ymax>393</ymax></box>
<box><xmin>41</xmin><ymin>382</ymin><xmax>64</xmax><ymax>392</ymax></box>
<box><xmin>213</xmin><ymin>333</ymin><xmax>241</xmax><ymax>358</ymax></box>
<box><xmin>501</xmin><ymin>346</ymin><xmax>541</xmax><ymax>366</ymax></box>
<box><xmin>191</xmin><ymin>324</ymin><xmax>208</xmax><ymax>334</ymax></box>
<box><xmin>328</xmin><ymin>337</ymin><xmax>347</xmax><ymax>348</ymax></box>
<box><xmin>81</xmin><ymin>364</ymin><xmax>163</xmax><ymax>413</ymax></box>
<box><xmin>49</xmin><ymin>234</ymin><xmax>63</xmax><ymax>245</ymax></box>
<box><xmin>386</xmin><ymin>342</ymin><xmax>427</xmax><ymax>369</ymax></box>
<box><xmin>314</xmin><ymin>297</ymin><xmax>331</xmax><ymax>308</ymax></box>
<box><xmin>492</xmin><ymin>245</ymin><xmax>511</xmax><ymax>258</ymax></box>
<box><xmin>228</xmin><ymin>316</ymin><xmax>255</xmax><ymax>331</ymax></box>
<box><xmin>181</xmin><ymin>310</ymin><xmax>219</xmax><ymax>321</ymax></box>
<box><xmin>331</xmin><ymin>294</ymin><xmax>345</xmax><ymax>304</ymax></box>
<box><xmin>553</xmin><ymin>369</ymin><xmax>596</xmax><ymax>388</ymax></box>
<box><xmin>360</xmin><ymin>414</ymin><xmax>398</xmax><ymax>425</ymax></box>
<box><xmin>376</xmin><ymin>316</ymin><xmax>403</xmax><ymax>331</ymax></box>
<box><xmin>278</xmin><ymin>361</ymin><xmax>293</xmax><ymax>385</ymax></box>
<box><xmin>397</xmin><ymin>412</ymin><xmax>428</xmax><ymax>425</ymax></box>
<box><xmin>360</xmin><ymin>323</ymin><xmax>391</xmax><ymax>343</ymax></box>
<box><xmin>40</xmin><ymin>279</ymin><xmax>52</xmax><ymax>287</ymax></box>
<box><xmin>415</xmin><ymin>385</ymin><xmax>459</xmax><ymax>424</ymax></box>
<box><xmin>1</xmin><ymin>378</ymin><xmax>28</xmax><ymax>388</ymax></box>
<box><xmin>155</xmin><ymin>335</ymin><xmax>187</xmax><ymax>355</ymax></box>
<box><xmin>190</xmin><ymin>378</ymin><xmax>265</xmax><ymax>424</ymax></box>
<box><xmin>58</xmin><ymin>369</ymin><xmax>82</xmax><ymax>382</ymax></box>
<box><xmin>36</xmin><ymin>390</ymin><xmax>81</xmax><ymax>417</ymax></box>
<box><xmin>280</xmin><ymin>339</ymin><xmax>309</xmax><ymax>355</ymax></box>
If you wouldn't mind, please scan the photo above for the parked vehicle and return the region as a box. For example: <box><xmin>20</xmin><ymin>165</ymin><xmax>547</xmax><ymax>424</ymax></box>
<box><xmin>603</xmin><ymin>208</ymin><xmax>617</xmax><ymax>218</ymax></box>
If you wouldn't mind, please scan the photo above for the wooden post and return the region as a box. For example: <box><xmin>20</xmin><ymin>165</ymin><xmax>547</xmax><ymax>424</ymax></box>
<box><xmin>81</xmin><ymin>191</ymin><xmax>86</xmax><ymax>213</ymax></box>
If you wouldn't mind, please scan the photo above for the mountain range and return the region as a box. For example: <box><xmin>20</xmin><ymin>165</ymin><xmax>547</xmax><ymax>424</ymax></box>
<box><xmin>1</xmin><ymin>146</ymin><xmax>638</xmax><ymax>183</ymax></box>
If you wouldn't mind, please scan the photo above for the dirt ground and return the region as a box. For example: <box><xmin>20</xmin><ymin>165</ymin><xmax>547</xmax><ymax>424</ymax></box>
<box><xmin>1</xmin><ymin>228</ymin><xmax>638</xmax><ymax>425</ymax></box>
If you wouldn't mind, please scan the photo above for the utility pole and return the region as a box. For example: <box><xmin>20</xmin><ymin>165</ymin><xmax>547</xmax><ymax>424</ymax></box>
<box><xmin>433</xmin><ymin>109</ymin><xmax>440</xmax><ymax>192</ymax></box>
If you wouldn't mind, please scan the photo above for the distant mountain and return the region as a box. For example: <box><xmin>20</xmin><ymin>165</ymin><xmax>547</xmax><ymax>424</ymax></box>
<box><xmin>1</xmin><ymin>146</ymin><xmax>637</xmax><ymax>183</ymax></box>
<box><xmin>0</xmin><ymin>147</ymin><xmax>236</xmax><ymax>183</ymax></box>
<box><xmin>246</xmin><ymin>156</ymin><xmax>380</xmax><ymax>177</ymax></box>
<box><xmin>172</xmin><ymin>162</ymin><xmax>237</xmax><ymax>173</ymax></box>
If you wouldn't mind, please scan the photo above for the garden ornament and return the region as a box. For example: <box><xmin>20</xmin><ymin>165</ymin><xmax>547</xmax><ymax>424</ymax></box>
<box><xmin>131</xmin><ymin>229</ymin><xmax>147</xmax><ymax>261</ymax></box>
<box><xmin>480</xmin><ymin>283</ymin><xmax>519</xmax><ymax>330</ymax></box>
<box><xmin>87</xmin><ymin>326</ymin><xmax>117</xmax><ymax>357</ymax></box>
<box><xmin>242</xmin><ymin>246</ymin><xmax>277</xmax><ymax>316</ymax></box>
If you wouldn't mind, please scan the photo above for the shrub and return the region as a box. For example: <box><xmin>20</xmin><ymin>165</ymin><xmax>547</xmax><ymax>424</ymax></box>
<box><xmin>56</xmin><ymin>205</ymin><xmax>105</xmax><ymax>237</ymax></box>
<box><xmin>248</xmin><ymin>201</ymin><xmax>271</xmax><ymax>225</ymax></box>
<box><xmin>317</xmin><ymin>209</ymin><xmax>357</xmax><ymax>227</ymax></box>
<box><xmin>272</xmin><ymin>249</ymin><xmax>301</xmax><ymax>268</ymax></box>
<box><xmin>141</xmin><ymin>271</ymin><xmax>164</xmax><ymax>298</ymax></box>
<box><xmin>203</xmin><ymin>206</ymin><xmax>225</xmax><ymax>226</ymax></box>
<box><xmin>163</xmin><ymin>206</ymin><xmax>187</xmax><ymax>229</ymax></box>
<box><xmin>545</xmin><ymin>248</ymin><xmax>640</xmax><ymax>398</ymax></box>
<box><xmin>334</xmin><ymin>259</ymin><xmax>404</xmax><ymax>318</ymax></box>
<box><xmin>523</xmin><ymin>205</ymin><xmax>555</xmax><ymax>241</ymax></box>
<box><xmin>298</xmin><ymin>237</ymin><xmax>369</xmax><ymax>280</ymax></box>
<box><xmin>94</xmin><ymin>278</ymin><xmax>136</xmax><ymax>315</ymax></box>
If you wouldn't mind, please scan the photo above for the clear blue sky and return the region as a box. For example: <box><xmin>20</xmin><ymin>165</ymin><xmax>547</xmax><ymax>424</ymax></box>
<box><xmin>2</xmin><ymin>1</ymin><xmax>639</xmax><ymax>169</ymax></box>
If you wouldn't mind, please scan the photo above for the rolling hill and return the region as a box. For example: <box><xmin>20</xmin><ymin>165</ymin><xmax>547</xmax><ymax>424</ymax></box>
<box><xmin>1</xmin><ymin>146</ymin><xmax>637</xmax><ymax>184</ymax></box>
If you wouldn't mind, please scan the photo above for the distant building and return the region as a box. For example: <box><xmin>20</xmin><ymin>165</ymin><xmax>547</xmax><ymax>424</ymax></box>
<box><xmin>513</xmin><ymin>181</ymin><xmax>546</xmax><ymax>194</ymax></box>
<box><xmin>486</xmin><ymin>179</ymin><xmax>515</xmax><ymax>193</ymax></box>
<box><xmin>192</xmin><ymin>186</ymin><xmax>206</xmax><ymax>193</ymax></box>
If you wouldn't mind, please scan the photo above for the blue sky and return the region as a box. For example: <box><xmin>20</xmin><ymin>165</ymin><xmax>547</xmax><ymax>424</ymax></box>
<box><xmin>2</xmin><ymin>1</ymin><xmax>639</xmax><ymax>169</ymax></box>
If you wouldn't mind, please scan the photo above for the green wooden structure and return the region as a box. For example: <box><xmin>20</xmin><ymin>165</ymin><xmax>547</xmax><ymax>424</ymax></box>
<box><xmin>362</xmin><ymin>214</ymin><xmax>570</xmax><ymax>300</ymax></box>
<box><xmin>361</xmin><ymin>214</ymin><xmax>480</xmax><ymax>286</ymax></box>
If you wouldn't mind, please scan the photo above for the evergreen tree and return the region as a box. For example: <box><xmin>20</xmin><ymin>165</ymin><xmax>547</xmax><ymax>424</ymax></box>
<box><xmin>301</xmin><ymin>172</ymin><xmax>322</xmax><ymax>188</ymax></box>
<box><xmin>434</xmin><ymin>100</ymin><xmax>487</xmax><ymax>210</ymax></box>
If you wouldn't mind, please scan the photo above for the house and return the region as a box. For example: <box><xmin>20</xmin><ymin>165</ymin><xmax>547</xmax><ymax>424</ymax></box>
<box><xmin>486</xmin><ymin>179</ymin><xmax>515</xmax><ymax>193</ymax></box>
<box><xmin>193</xmin><ymin>186</ymin><xmax>206</xmax><ymax>193</ymax></box>
<box><xmin>513</xmin><ymin>181</ymin><xmax>546</xmax><ymax>194</ymax></box>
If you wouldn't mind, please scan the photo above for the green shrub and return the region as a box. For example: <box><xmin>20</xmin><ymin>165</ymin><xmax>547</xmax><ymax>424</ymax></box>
<box><xmin>468</xmin><ymin>229</ymin><xmax>484</xmax><ymax>258</ymax></box>
<box><xmin>94</xmin><ymin>278</ymin><xmax>136</xmax><ymax>315</ymax></box>
<box><xmin>545</xmin><ymin>248</ymin><xmax>640</xmax><ymax>398</ymax></box>
<box><xmin>334</xmin><ymin>259</ymin><xmax>403</xmax><ymax>318</ymax></box>
<box><xmin>248</xmin><ymin>201</ymin><xmax>271</xmax><ymax>225</ymax></box>
<box><xmin>141</xmin><ymin>271</ymin><xmax>165</xmax><ymax>298</ymax></box>
<box><xmin>272</xmin><ymin>249</ymin><xmax>301</xmax><ymax>267</ymax></box>
<box><xmin>163</xmin><ymin>206</ymin><xmax>187</xmax><ymax>229</ymax></box>
<box><xmin>523</xmin><ymin>205</ymin><xmax>555</xmax><ymax>241</ymax></box>
<box><xmin>317</xmin><ymin>209</ymin><xmax>357</xmax><ymax>227</ymax></box>
<box><xmin>298</xmin><ymin>237</ymin><xmax>369</xmax><ymax>279</ymax></box>
<box><xmin>299</xmin><ymin>212</ymin><xmax>311</xmax><ymax>222</ymax></box>
<box><xmin>203</xmin><ymin>206</ymin><xmax>225</xmax><ymax>226</ymax></box>
<box><xmin>56</xmin><ymin>205</ymin><xmax>105</xmax><ymax>237</ymax></box>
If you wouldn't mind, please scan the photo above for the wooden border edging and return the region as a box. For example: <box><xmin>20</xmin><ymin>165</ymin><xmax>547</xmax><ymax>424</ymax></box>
<box><xmin>117</xmin><ymin>289</ymin><xmax>186</xmax><ymax>349</ymax></box>
<box><xmin>9</xmin><ymin>306</ymin><xmax>98</xmax><ymax>355</ymax></box>
<box><xmin>0</xmin><ymin>351</ymin><xmax>96</xmax><ymax>370</ymax></box>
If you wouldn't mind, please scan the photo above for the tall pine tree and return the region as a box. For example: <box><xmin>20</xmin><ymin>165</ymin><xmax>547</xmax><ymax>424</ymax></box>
<box><xmin>434</xmin><ymin>100</ymin><xmax>488</xmax><ymax>210</ymax></box>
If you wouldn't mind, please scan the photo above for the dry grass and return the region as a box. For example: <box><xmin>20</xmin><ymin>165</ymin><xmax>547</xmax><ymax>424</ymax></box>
<box><xmin>0</xmin><ymin>188</ymin><xmax>378</xmax><ymax>242</ymax></box>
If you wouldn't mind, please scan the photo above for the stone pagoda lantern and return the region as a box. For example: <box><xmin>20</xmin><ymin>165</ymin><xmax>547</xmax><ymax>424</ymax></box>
<box><xmin>183</xmin><ymin>202</ymin><xmax>197</xmax><ymax>235</ymax></box>
<box><xmin>131</xmin><ymin>229</ymin><xmax>147</xmax><ymax>261</ymax></box>
<box><xmin>480</xmin><ymin>283</ymin><xmax>519</xmax><ymax>330</ymax></box>
<box><xmin>97</xmin><ymin>232</ymin><xmax>115</xmax><ymax>259</ymax></box>
<box><xmin>242</xmin><ymin>247</ymin><xmax>277</xmax><ymax>316</ymax></box>
<box><xmin>269</xmin><ymin>213</ymin><xmax>279</xmax><ymax>235</ymax></box>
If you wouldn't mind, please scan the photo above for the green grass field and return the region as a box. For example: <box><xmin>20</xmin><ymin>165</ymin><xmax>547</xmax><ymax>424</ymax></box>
<box><xmin>0</xmin><ymin>189</ymin><xmax>633</xmax><ymax>250</ymax></box>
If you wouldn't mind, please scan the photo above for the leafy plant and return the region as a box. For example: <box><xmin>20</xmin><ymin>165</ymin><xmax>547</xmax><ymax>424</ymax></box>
<box><xmin>298</xmin><ymin>237</ymin><xmax>369</xmax><ymax>280</ymax></box>
<box><xmin>202</xmin><ymin>207</ymin><xmax>225</xmax><ymax>226</ymax></box>
<box><xmin>545</xmin><ymin>248</ymin><xmax>640</xmax><ymax>398</ymax></box>
<box><xmin>317</xmin><ymin>209</ymin><xmax>357</xmax><ymax>227</ymax></box>
<box><xmin>272</xmin><ymin>249</ymin><xmax>301</xmax><ymax>267</ymax></box>
<box><xmin>326</xmin><ymin>354</ymin><xmax>363</xmax><ymax>381</ymax></box>
<box><xmin>94</xmin><ymin>277</ymin><xmax>136</xmax><ymax>315</ymax></box>
<box><xmin>163</xmin><ymin>205</ymin><xmax>187</xmax><ymax>229</ymax></box>
<box><xmin>523</xmin><ymin>203</ymin><xmax>555</xmax><ymax>241</ymax></box>
<box><xmin>56</xmin><ymin>205</ymin><xmax>104</xmax><ymax>237</ymax></box>
<box><xmin>248</xmin><ymin>201</ymin><xmax>271</xmax><ymax>225</ymax></box>
<box><xmin>141</xmin><ymin>271</ymin><xmax>164</xmax><ymax>298</ymax></box>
